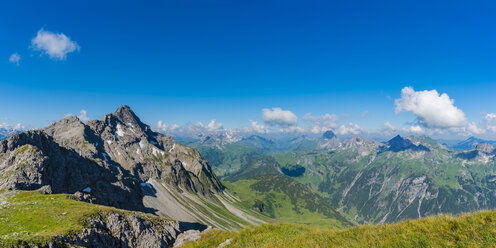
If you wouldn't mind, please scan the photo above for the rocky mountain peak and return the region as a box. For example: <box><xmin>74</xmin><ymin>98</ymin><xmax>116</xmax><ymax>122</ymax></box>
<box><xmin>385</xmin><ymin>135</ymin><xmax>430</xmax><ymax>153</ymax></box>
<box><xmin>319</xmin><ymin>130</ymin><xmax>341</xmax><ymax>149</ymax></box>
<box><xmin>113</xmin><ymin>105</ymin><xmax>140</xmax><ymax>123</ymax></box>
<box><xmin>323</xmin><ymin>130</ymin><xmax>337</xmax><ymax>140</ymax></box>
<box><xmin>476</xmin><ymin>142</ymin><xmax>495</xmax><ymax>154</ymax></box>
<box><xmin>0</xmin><ymin>105</ymin><xmax>224</xmax><ymax>213</ymax></box>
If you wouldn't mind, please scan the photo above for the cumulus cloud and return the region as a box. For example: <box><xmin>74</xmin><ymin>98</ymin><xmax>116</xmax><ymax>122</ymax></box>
<box><xmin>206</xmin><ymin>119</ymin><xmax>223</xmax><ymax>131</ymax></box>
<box><xmin>483</xmin><ymin>113</ymin><xmax>496</xmax><ymax>133</ymax></box>
<box><xmin>157</xmin><ymin>120</ymin><xmax>168</xmax><ymax>132</ymax></box>
<box><xmin>77</xmin><ymin>110</ymin><xmax>90</xmax><ymax>123</ymax></box>
<box><xmin>278</xmin><ymin>125</ymin><xmax>306</xmax><ymax>133</ymax></box>
<box><xmin>467</xmin><ymin>122</ymin><xmax>484</xmax><ymax>135</ymax></box>
<box><xmin>262</xmin><ymin>108</ymin><xmax>298</xmax><ymax>126</ymax></box>
<box><xmin>31</xmin><ymin>28</ymin><xmax>80</xmax><ymax>60</ymax></box>
<box><xmin>156</xmin><ymin>119</ymin><xmax>223</xmax><ymax>135</ymax></box>
<box><xmin>395</xmin><ymin>87</ymin><xmax>467</xmax><ymax>128</ymax></box>
<box><xmin>9</xmin><ymin>53</ymin><xmax>20</xmax><ymax>66</ymax></box>
<box><xmin>465</xmin><ymin>113</ymin><xmax>496</xmax><ymax>135</ymax></box>
<box><xmin>403</xmin><ymin>125</ymin><xmax>424</xmax><ymax>134</ymax></box>
<box><xmin>378</xmin><ymin>121</ymin><xmax>398</xmax><ymax>137</ymax></box>
<box><xmin>0</xmin><ymin>122</ymin><xmax>25</xmax><ymax>131</ymax></box>
<box><xmin>335</xmin><ymin>123</ymin><xmax>362</xmax><ymax>135</ymax></box>
<box><xmin>303</xmin><ymin>113</ymin><xmax>338</xmax><ymax>133</ymax></box>
<box><xmin>245</xmin><ymin>121</ymin><xmax>268</xmax><ymax>134</ymax></box>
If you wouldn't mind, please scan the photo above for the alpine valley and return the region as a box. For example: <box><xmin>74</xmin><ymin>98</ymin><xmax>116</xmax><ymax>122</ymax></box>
<box><xmin>183</xmin><ymin>130</ymin><xmax>496</xmax><ymax>225</ymax></box>
<box><xmin>2</xmin><ymin>107</ymin><xmax>496</xmax><ymax>247</ymax></box>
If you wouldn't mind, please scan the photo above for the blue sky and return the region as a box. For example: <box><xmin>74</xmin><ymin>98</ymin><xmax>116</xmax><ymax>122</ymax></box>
<box><xmin>1</xmin><ymin>0</ymin><xmax>496</xmax><ymax>138</ymax></box>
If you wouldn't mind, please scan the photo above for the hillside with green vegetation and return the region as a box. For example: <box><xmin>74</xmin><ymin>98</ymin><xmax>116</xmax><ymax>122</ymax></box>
<box><xmin>0</xmin><ymin>190</ymin><xmax>179</xmax><ymax>247</ymax></box>
<box><xmin>196</xmin><ymin>143</ymin><xmax>266</xmax><ymax>177</ymax></box>
<box><xmin>221</xmin><ymin>156</ymin><xmax>351</xmax><ymax>227</ymax></box>
<box><xmin>272</xmin><ymin>136</ymin><xmax>496</xmax><ymax>224</ymax></box>
<box><xmin>182</xmin><ymin>209</ymin><xmax>496</xmax><ymax>247</ymax></box>
<box><xmin>192</xmin><ymin>134</ymin><xmax>496</xmax><ymax>225</ymax></box>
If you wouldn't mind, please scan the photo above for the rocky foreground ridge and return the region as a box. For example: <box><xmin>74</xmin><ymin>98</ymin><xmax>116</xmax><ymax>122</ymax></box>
<box><xmin>0</xmin><ymin>106</ymin><xmax>263</xmax><ymax>247</ymax></box>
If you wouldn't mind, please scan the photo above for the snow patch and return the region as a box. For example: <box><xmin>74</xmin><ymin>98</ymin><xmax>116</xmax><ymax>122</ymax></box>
<box><xmin>168</xmin><ymin>143</ymin><xmax>175</xmax><ymax>152</ymax></box>
<box><xmin>139</xmin><ymin>140</ymin><xmax>145</xmax><ymax>149</ymax></box>
<box><xmin>106</xmin><ymin>140</ymin><xmax>112</xmax><ymax>145</ymax></box>
<box><xmin>116</xmin><ymin>124</ymin><xmax>125</xmax><ymax>137</ymax></box>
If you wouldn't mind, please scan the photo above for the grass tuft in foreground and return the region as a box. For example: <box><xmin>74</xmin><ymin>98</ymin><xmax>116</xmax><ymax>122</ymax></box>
<box><xmin>0</xmin><ymin>190</ymin><xmax>168</xmax><ymax>246</ymax></box>
<box><xmin>183</xmin><ymin>209</ymin><xmax>496</xmax><ymax>247</ymax></box>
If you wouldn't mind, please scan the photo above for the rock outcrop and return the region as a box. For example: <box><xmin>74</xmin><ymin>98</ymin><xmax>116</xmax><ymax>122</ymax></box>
<box><xmin>320</xmin><ymin>130</ymin><xmax>341</xmax><ymax>149</ymax></box>
<box><xmin>0</xmin><ymin>105</ymin><xmax>223</xmax><ymax>212</ymax></box>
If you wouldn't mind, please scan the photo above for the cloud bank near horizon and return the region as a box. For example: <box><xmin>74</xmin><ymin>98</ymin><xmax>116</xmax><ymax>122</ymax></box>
<box><xmin>155</xmin><ymin>87</ymin><xmax>495</xmax><ymax>139</ymax></box>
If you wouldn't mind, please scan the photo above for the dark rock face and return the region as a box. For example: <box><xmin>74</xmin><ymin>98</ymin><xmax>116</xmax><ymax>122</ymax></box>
<box><xmin>22</xmin><ymin>212</ymin><xmax>182</xmax><ymax>248</ymax></box>
<box><xmin>384</xmin><ymin>135</ymin><xmax>430</xmax><ymax>153</ymax></box>
<box><xmin>0</xmin><ymin>105</ymin><xmax>223</xmax><ymax>212</ymax></box>
<box><xmin>322</xmin><ymin>131</ymin><xmax>337</xmax><ymax>140</ymax></box>
<box><xmin>320</xmin><ymin>130</ymin><xmax>341</xmax><ymax>149</ymax></box>
<box><xmin>455</xmin><ymin>143</ymin><xmax>495</xmax><ymax>160</ymax></box>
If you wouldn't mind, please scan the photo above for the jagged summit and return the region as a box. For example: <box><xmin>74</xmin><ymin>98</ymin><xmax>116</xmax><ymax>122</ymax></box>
<box><xmin>320</xmin><ymin>130</ymin><xmax>341</xmax><ymax>149</ymax></box>
<box><xmin>0</xmin><ymin>105</ymin><xmax>225</xmax><ymax>213</ymax></box>
<box><xmin>111</xmin><ymin>105</ymin><xmax>145</xmax><ymax>128</ymax></box>
<box><xmin>384</xmin><ymin>135</ymin><xmax>430</xmax><ymax>152</ymax></box>
<box><xmin>322</xmin><ymin>130</ymin><xmax>337</xmax><ymax>139</ymax></box>
<box><xmin>476</xmin><ymin>142</ymin><xmax>495</xmax><ymax>154</ymax></box>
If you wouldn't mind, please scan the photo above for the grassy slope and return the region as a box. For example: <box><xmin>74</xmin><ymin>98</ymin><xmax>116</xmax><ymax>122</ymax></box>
<box><xmin>272</xmin><ymin>146</ymin><xmax>496</xmax><ymax>223</ymax></box>
<box><xmin>183</xmin><ymin>209</ymin><xmax>496</xmax><ymax>248</ymax></box>
<box><xmin>0</xmin><ymin>190</ymin><xmax>169</xmax><ymax>246</ymax></box>
<box><xmin>195</xmin><ymin>143</ymin><xmax>265</xmax><ymax>177</ymax></box>
<box><xmin>223</xmin><ymin>176</ymin><xmax>351</xmax><ymax>227</ymax></box>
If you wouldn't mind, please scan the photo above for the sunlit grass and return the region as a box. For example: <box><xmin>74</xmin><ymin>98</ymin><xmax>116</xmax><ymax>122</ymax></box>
<box><xmin>184</xmin><ymin>209</ymin><xmax>496</xmax><ymax>247</ymax></box>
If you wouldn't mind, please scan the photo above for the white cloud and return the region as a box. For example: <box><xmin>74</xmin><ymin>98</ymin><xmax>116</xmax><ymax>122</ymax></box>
<box><xmin>9</xmin><ymin>53</ymin><xmax>20</xmax><ymax>66</ymax></box>
<box><xmin>335</xmin><ymin>123</ymin><xmax>362</xmax><ymax>135</ymax></box>
<box><xmin>378</xmin><ymin>121</ymin><xmax>398</xmax><ymax>137</ymax></box>
<box><xmin>157</xmin><ymin>120</ymin><xmax>181</xmax><ymax>133</ymax></box>
<box><xmin>279</xmin><ymin>125</ymin><xmax>306</xmax><ymax>133</ymax></box>
<box><xmin>245</xmin><ymin>121</ymin><xmax>268</xmax><ymax>134</ymax></box>
<box><xmin>157</xmin><ymin>120</ymin><xmax>168</xmax><ymax>132</ymax></box>
<box><xmin>384</xmin><ymin>122</ymin><xmax>396</xmax><ymax>131</ymax></box>
<box><xmin>262</xmin><ymin>108</ymin><xmax>298</xmax><ymax>126</ymax></box>
<box><xmin>31</xmin><ymin>28</ymin><xmax>80</xmax><ymax>60</ymax></box>
<box><xmin>467</xmin><ymin>122</ymin><xmax>484</xmax><ymax>135</ymax></box>
<box><xmin>13</xmin><ymin>123</ymin><xmax>24</xmax><ymax>130</ymax></box>
<box><xmin>403</xmin><ymin>125</ymin><xmax>424</xmax><ymax>134</ymax></box>
<box><xmin>156</xmin><ymin>119</ymin><xmax>222</xmax><ymax>135</ymax></box>
<box><xmin>303</xmin><ymin>113</ymin><xmax>338</xmax><ymax>133</ymax></box>
<box><xmin>472</xmin><ymin>113</ymin><xmax>496</xmax><ymax>134</ymax></box>
<box><xmin>484</xmin><ymin>114</ymin><xmax>496</xmax><ymax>133</ymax></box>
<box><xmin>395</xmin><ymin>87</ymin><xmax>467</xmax><ymax>128</ymax></box>
<box><xmin>0</xmin><ymin>122</ymin><xmax>25</xmax><ymax>131</ymax></box>
<box><xmin>206</xmin><ymin>119</ymin><xmax>223</xmax><ymax>131</ymax></box>
<box><xmin>77</xmin><ymin>110</ymin><xmax>90</xmax><ymax>123</ymax></box>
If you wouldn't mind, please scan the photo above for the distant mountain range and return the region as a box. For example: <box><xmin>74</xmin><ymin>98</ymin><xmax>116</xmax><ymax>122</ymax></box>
<box><xmin>187</xmin><ymin>130</ymin><xmax>496</xmax><ymax>225</ymax></box>
<box><xmin>442</xmin><ymin>136</ymin><xmax>496</xmax><ymax>151</ymax></box>
<box><xmin>0</xmin><ymin>126</ymin><xmax>25</xmax><ymax>141</ymax></box>
<box><xmin>3</xmin><ymin>108</ymin><xmax>496</xmax><ymax>246</ymax></box>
